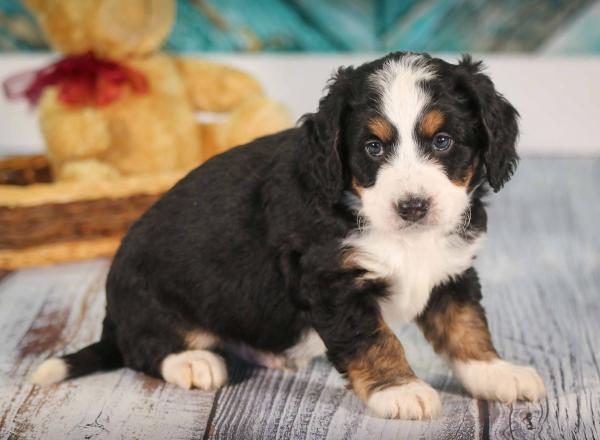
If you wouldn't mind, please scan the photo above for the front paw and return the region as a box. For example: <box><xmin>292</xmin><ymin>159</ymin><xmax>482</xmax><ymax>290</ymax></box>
<box><xmin>366</xmin><ymin>380</ymin><xmax>442</xmax><ymax>420</ymax></box>
<box><xmin>452</xmin><ymin>359</ymin><xmax>546</xmax><ymax>403</ymax></box>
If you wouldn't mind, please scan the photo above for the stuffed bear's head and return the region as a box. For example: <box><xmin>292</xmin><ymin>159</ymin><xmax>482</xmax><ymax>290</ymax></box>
<box><xmin>24</xmin><ymin>0</ymin><xmax>174</xmax><ymax>59</ymax></box>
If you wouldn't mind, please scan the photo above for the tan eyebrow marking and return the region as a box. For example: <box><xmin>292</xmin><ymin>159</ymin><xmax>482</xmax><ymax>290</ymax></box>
<box><xmin>367</xmin><ymin>117</ymin><xmax>394</xmax><ymax>142</ymax></box>
<box><xmin>420</xmin><ymin>109</ymin><xmax>445</xmax><ymax>138</ymax></box>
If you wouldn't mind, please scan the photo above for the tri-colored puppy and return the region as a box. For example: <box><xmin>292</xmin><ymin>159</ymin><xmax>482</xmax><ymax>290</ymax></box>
<box><xmin>32</xmin><ymin>52</ymin><xmax>546</xmax><ymax>419</ymax></box>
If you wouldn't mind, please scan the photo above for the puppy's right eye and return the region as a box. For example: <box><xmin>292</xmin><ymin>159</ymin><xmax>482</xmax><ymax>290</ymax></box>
<box><xmin>365</xmin><ymin>140</ymin><xmax>384</xmax><ymax>157</ymax></box>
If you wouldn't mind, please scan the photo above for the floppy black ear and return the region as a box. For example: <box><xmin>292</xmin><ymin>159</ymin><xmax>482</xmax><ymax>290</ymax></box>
<box><xmin>458</xmin><ymin>56</ymin><xmax>519</xmax><ymax>192</ymax></box>
<box><xmin>300</xmin><ymin>67</ymin><xmax>354</xmax><ymax>204</ymax></box>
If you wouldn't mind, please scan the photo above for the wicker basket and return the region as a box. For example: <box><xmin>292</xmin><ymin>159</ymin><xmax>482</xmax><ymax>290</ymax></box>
<box><xmin>0</xmin><ymin>155</ymin><xmax>184</xmax><ymax>269</ymax></box>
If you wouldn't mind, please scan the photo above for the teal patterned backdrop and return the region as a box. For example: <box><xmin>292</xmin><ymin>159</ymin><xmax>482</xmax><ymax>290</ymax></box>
<box><xmin>1</xmin><ymin>0</ymin><xmax>599</xmax><ymax>53</ymax></box>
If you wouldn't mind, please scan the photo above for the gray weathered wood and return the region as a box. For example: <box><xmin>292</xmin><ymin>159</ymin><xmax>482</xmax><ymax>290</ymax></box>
<box><xmin>0</xmin><ymin>157</ymin><xmax>598</xmax><ymax>439</ymax></box>
<box><xmin>0</xmin><ymin>262</ymin><xmax>216</xmax><ymax>439</ymax></box>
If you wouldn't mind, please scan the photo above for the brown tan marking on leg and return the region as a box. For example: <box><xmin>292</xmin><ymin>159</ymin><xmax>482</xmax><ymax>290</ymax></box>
<box><xmin>417</xmin><ymin>271</ymin><xmax>546</xmax><ymax>403</ymax></box>
<box><xmin>367</xmin><ymin>117</ymin><xmax>394</xmax><ymax>143</ymax></box>
<box><xmin>418</xmin><ymin>296</ymin><xmax>547</xmax><ymax>402</ymax></box>
<box><xmin>346</xmin><ymin>321</ymin><xmax>416</xmax><ymax>401</ymax></box>
<box><xmin>417</xmin><ymin>301</ymin><xmax>498</xmax><ymax>362</ymax></box>
<box><xmin>420</xmin><ymin>109</ymin><xmax>445</xmax><ymax>138</ymax></box>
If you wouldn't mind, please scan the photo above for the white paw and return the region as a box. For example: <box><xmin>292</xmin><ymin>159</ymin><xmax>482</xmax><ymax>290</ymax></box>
<box><xmin>366</xmin><ymin>380</ymin><xmax>442</xmax><ymax>420</ymax></box>
<box><xmin>161</xmin><ymin>350</ymin><xmax>228</xmax><ymax>391</ymax></box>
<box><xmin>452</xmin><ymin>359</ymin><xmax>546</xmax><ymax>403</ymax></box>
<box><xmin>284</xmin><ymin>329</ymin><xmax>326</xmax><ymax>370</ymax></box>
<box><xmin>30</xmin><ymin>358</ymin><xmax>69</xmax><ymax>385</ymax></box>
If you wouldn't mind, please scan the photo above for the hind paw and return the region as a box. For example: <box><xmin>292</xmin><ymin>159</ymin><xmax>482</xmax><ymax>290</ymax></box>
<box><xmin>161</xmin><ymin>350</ymin><xmax>228</xmax><ymax>391</ymax></box>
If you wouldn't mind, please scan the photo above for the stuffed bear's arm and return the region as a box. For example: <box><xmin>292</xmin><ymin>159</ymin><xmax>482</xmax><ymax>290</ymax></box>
<box><xmin>175</xmin><ymin>57</ymin><xmax>264</xmax><ymax>112</ymax></box>
<box><xmin>202</xmin><ymin>95</ymin><xmax>292</xmax><ymax>153</ymax></box>
<box><xmin>39</xmin><ymin>89</ymin><xmax>111</xmax><ymax>162</ymax></box>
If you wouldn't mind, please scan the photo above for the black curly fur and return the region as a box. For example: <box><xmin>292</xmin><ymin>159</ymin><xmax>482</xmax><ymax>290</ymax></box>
<box><xmin>53</xmin><ymin>52</ymin><xmax>518</xmax><ymax>384</ymax></box>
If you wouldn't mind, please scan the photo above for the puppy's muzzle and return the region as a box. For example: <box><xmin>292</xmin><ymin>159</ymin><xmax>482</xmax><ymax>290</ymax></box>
<box><xmin>396</xmin><ymin>197</ymin><xmax>429</xmax><ymax>222</ymax></box>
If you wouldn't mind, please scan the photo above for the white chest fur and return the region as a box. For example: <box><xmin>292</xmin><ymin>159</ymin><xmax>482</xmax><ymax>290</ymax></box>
<box><xmin>343</xmin><ymin>229</ymin><xmax>484</xmax><ymax>328</ymax></box>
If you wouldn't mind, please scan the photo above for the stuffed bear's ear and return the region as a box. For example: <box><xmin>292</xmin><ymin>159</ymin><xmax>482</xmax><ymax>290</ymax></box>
<box><xmin>457</xmin><ymin>56</ymin><xmax>519</xmax><ymax>192</ymax></box>
<box><xmin>300</xmin><ymin>67</ymin><xmax>354</xmax><ymax>203</ymax></box>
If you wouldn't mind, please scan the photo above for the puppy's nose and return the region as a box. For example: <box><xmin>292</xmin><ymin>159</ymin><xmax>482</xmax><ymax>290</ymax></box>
<box><xmin>396</xmin><ymin>197</ymin><xmax>429</xmax><ymax>222</ymax></box>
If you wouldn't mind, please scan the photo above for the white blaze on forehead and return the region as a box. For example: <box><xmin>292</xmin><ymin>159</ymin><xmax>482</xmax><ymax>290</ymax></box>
<box><xmin>360</xmin><ymin>56</ymin><xmax>468</xmax><ymax>234</ymax></box>
<box><xmin>370</xmin><ymin>54</ymin><xmax>436</xmax><ymax>162</ymax></box>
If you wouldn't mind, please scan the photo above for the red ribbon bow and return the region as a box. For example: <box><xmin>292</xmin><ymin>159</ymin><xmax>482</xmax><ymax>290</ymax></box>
<box><xmin>2</xmin><ymin>52</ymin><xmax>149</xmax><ymax>107</ymax></box>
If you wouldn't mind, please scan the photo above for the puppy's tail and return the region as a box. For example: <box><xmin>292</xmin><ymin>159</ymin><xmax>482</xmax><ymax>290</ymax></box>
<box><xmin>30</xmin><ymin>321</ymin><xmax>123</xmax><ymax>386</ymax></box>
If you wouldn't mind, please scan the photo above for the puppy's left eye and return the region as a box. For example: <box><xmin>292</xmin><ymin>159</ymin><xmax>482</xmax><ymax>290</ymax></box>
<box><xmin>365</xmin><ymin>140</ymin><xmax>384</xmax><ymax>157</ymax></box>
<box><xmin>432</xmin><ymin>133</ymin><xmax>454</xmax><ymax>151</ymax></box>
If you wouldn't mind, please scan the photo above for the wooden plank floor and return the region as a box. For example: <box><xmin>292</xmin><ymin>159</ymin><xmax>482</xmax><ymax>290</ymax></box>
<box><xmin>1</xmin><ymin>157</ymin><xmax>599</xmax><ymax>439</ymax></box>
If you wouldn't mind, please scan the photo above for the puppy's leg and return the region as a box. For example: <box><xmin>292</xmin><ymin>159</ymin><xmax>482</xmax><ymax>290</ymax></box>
<box><xmin>309</xmin><ymin>279</ymin><xmax>441</xmax><ymax>419</ymax></box>
<box><xmin>346</xmin><ymin>321</ymin><xmax>441</xmax><ymax>419</ymax></box>
<box><xmin>417</xmin><ymin>268</ymin><xmax>546</xmax><ymax>403</ymax></box>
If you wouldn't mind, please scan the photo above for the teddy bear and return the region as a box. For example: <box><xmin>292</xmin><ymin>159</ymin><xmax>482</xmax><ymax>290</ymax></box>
<box><xmin>17</xmin><ymin>0</ymin><xmax>291</xmax><ymax>182</ymax></box>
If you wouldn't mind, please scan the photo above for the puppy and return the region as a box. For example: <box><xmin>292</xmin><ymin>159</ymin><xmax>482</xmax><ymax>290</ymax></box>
<box><xmin>31</xmin><ymin>52</ymin><xmax>546</xmax><ymax>420</ymax></box>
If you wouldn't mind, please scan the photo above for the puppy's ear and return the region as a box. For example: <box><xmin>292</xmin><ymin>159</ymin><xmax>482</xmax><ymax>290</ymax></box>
<box><xmin>458</xmin><ymin>56</ymin><xmax>519</xmax><ymax>192</ymax></box>
<box><xmin>301</xmin><ymin>67</ymin><xmax>354</xmax><ymax>203</ymax></box>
